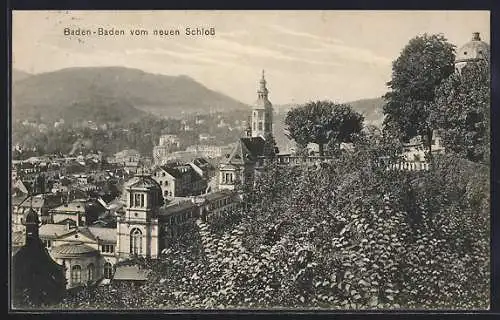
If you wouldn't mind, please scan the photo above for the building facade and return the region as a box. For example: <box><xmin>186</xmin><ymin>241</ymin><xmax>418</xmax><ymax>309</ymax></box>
<box><xmin>219</xmin><ymin>71</ymin><xmax>275</xmax><ymax>191</ymax></box>
<box><xmin>251</xmin><ymin>70</ymin><xmax>273</xmax><ymax>139</ymax></box>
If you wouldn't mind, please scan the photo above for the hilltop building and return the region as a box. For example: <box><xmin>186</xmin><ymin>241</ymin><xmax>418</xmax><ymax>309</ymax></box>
<box><xmin>455</xmin><ymin>32</ymin><xmax>490</xmax><ymax>72</ymax></box>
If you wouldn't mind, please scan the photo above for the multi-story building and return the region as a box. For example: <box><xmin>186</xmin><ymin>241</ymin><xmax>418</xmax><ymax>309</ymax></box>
<box><xmin>219</xmin><ymin>70</ymin><xmax>275</xmax><ymax>191</ymax></box>
<box><xmin>185</xmin><ymin>144</ymin><xmax>235</xmax><ymax>159</ymax></box>
<box><xmin>153</xmin><ymin>135</ymin><xmax>182</xmax><ymax>165</ymax></box>
<box><xmin>152</xmin><ymin>163</ymin><xmax>207</xmax><ymax>200</ymax></box>
<box><xmin>13</xmin><ymin>173</ymin><xmax>239</xmax><ymax>289</ymax></box>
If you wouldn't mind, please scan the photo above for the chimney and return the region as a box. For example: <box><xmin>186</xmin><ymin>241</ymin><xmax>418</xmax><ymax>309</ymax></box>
<box><xmin>472</xmin><ymin>32</ymin><xmax>481</xmax><ymax>41</ymax></box>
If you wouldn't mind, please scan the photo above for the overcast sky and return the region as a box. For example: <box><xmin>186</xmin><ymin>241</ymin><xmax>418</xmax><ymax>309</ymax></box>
<box><xmin>12</xmin><ymin>10</ymin><xmax>490</xmax><ymax>105</ymax></box>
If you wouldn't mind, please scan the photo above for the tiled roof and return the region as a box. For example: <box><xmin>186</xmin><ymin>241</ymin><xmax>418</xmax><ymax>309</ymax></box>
<box><xmin>125</xmin><ymin>175</ymin><xmax>161</xmax><ymax>190</ymax></box>
<box><xmin>12</xmin><ymin>231</ymin><xmax>25</xmax><ymax>245</ymax></box>
<box><xmin>241</xmin><ymin>137</ymin><xmax>266</xmax><ymax>157</ymax></box>
<box><xmin>159</xmin><ymin>164</ymin><xmax>203</xmax><ymax>181</ymax></box>
<box><xmin>88</xmin><ymin>226</ymin><xmax>116</xmax><ymax>243</ymax></box>
<box><xmin>113</xmin><ymin>265</ymin><xmax>150</xmax><ymax>281</ymax></box>
<box><xmin>39</xmin><ymin>224</ymin><xmax>74</xmax><ymax>239</ymax></box>
<box><xmin>50</xmin><ymin>202</ymin><xmax>86</xmax><ymax>213</ymax></box>
<box><xmin>225</xmin><ymin>137</ymin><xmax>265</xmax><ymax>165</ymax></box>
<box><xmin>18</xmin><ymin>194</ymin><xmax>61</xmax><ymax>210</ymax></box>
<box><xmin>159</xmin><ymin>201</ymin><xmax>197</xmax><ymax>216</ymax></box>
<box><xmin>51</xmin><ymin>242</ymin><xmax>99</xmax><ymax>258</ymax></box>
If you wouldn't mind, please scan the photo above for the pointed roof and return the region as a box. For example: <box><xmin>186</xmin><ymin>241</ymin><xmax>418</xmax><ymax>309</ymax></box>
<box><xmin>126</xmin><ymin>174</ymin><xmax>162</xmax><ymax>190</ymax></box>
<box><xmin>255</xmin><ymin>70</ymin><xmax>272</xmax><ymax>109</ymax></box>
<box><xmin>224</xmin><ymin>137</ymin><xmax>266</xmax><ymax>165</ymax></box>
<box><xmin>12</xmin><ymin>238</ymin><xmax>66</xmax><ymax>307</ymax></box>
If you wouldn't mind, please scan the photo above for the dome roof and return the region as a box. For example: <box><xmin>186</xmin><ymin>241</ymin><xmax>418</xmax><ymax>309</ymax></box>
<box><xmin>455</xmin><ymin>32</ymin><xmax>489</xmax><ymax>64</ymax></box>
<box><xmin>51</xmin><ymin>242</ymin><xmax>99</xmax><ymax>258</ymax></box>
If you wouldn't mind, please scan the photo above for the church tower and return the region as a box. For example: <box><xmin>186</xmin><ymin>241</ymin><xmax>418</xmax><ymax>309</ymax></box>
<box><xmin>251</xmin><ymin>70</ymin><xmax>273</xmax><ymax>139</ymax></box>
<box><xmin>116</xmin><ymin>174</ymin><xmax>164</xmax><ymax>261</ymax></box>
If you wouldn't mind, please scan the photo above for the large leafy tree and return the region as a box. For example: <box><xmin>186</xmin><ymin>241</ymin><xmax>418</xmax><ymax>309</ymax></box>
<box><xmin>431</xmin><ymin>60</ymin><xmax>490</xmax><ymax>164</ymax></box>
<box><xmin>285</xmin><ymin>101</ymin><xmax>364</xmax><ymax>156</ymax></box>
<box><xmin>383</xmin><ymin>33</ymin><xmax>455</xmax><ymax>155</ymax></box>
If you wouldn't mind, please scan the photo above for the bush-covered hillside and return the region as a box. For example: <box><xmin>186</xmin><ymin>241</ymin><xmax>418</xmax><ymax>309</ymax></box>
<box><xmin>53</xmin><ymin>136</ymin><xmax>489</xmax><ymax>310</ymax></box>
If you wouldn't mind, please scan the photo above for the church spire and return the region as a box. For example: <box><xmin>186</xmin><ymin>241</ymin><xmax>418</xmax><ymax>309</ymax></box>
<box><xmin>258</xmin><ymin>69</ymin><xmax>268</xmax><ymax>98</ymax></box>
<box><xmin>23</xmin><ymin>179</ymin><xmax>41</xmax><ymax>245</ymax></box>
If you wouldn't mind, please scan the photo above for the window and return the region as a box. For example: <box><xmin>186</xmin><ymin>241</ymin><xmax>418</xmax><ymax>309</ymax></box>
<box><xmin>134</xmin><ymin>193</ymin><xmax>141</xmax><ymax>207</ymax></box>
<box><xmin>87</xmin><ymin>263</ymin><xmax>95</xmax><ymax>281</ymax></box>
<box><xmin>130</xmin><ymin>228</ymin><xmax>142</xmax><ymax>255</ymax></box>
<box><xmin>101</xmin><ymin>244</ymin><xmax>114</xmax><ymax>253</ymax></box>
<box><xmin>258</xmin><ymin>122</ymin><xmax>263</xmax><ymax>131</ymax></box>
<box><xmin>164</xmin><ymin>180</ymin><xmax>168</xmax><ymax>186</ymax></box>
<box><xmin>140</xmin><ymin>194</ymin><xmax>145</xmax><ymax>207</ymax></box>
<box><xmin>43</xmin><ymin>240</ymin><xmax>52</xmax><ymax>249</ymax></box>
<box><xmin>164</xmin><ymin>191</ymin><xmax>168</xmax><ymax>197</ymax></box>
<box><xmin>162</xmin><ymin>172</ymin><xmax>166</xmax><ymax>177</ymax></box>
<box><xmin>71</xmin><ymin>265</ymin><xmax>82</xmax><ymax>285</ymax></box>
<box><xmin>104</xmin><ymin>262</ymin><xmax>113</xmax><ymax>279</ymax></box>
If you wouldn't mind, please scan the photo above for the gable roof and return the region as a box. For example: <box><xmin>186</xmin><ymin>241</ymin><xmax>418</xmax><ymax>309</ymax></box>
<box><xmin>39</xmin><ymin>224</ymin><xmax>74</xmax><ymax>239</ymax></box>
<box><xmin>39</xmin><ymin>224</ymin><xmax>116</xmax><ymax>244</ymax></box>
<box><xmin>158</xmin><ymin>164</ymin><xmax>203</xmax><ymax>181</ymax></box>
<box><xmin>88</xmin><ymin>226</ymin><xmax>116</xmax><ymax>243</ymax></box>
<box><xmin>50</xmin><ymin>201</ymin><xmax>86</xmax><ymax>213</ymax></box>
<box><xmin>18</xmin><ymin>194</ymin><xmax>61</xmax><ymax>210</ymax></box>
<box><xmin>13</xmin><ymin>179</ymin><xmax>29</xmax><ymax>194</ymax></box>
<box><xmin>225</xmin><ymin>137</ymin><xmax>265</xmax><ymax>165</ymax></box>
<box><xmin>127</xmin><ymin>175</ymin><xmax>162</xmax><ymax>190</ymax></box>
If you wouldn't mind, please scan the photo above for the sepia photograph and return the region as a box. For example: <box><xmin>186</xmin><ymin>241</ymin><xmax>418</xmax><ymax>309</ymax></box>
<box><xmin>10</xmin><ymin>10</ymin><xmax>490</xmax><ymax>310</ymax></box>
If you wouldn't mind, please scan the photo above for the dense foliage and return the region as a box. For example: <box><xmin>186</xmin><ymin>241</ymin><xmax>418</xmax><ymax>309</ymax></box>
<box><xmin>285</xmin><ymin>101</ymin><xmax>364</xmax><ymax>156</ymax></box>
<box><xmin>383</xmin><ymin>33</ymin><xmax>456</xmax><ymax>151</ymax></box>
<box><xmin>12</xmin><ymin>112</ymin><xmax>243</xmax><ymax>158</ymax></box>
<box><xmin>53</xmin><ymin>137</ymin><xmax>489</xmax><ymax>310</ymax></box>
<box><xmin>431</xmin><ymin>60</ymin><xmax>490</xmax><ymax>164</ymax></box>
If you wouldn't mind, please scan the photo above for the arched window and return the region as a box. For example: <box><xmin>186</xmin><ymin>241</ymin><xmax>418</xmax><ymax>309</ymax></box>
<box><xmin>104</xmin><ymin>262</ymin><xmax>113</xmax><ymax>279</ymax></box>
<box><xmin>130</xmin><ymin>228</ymin><xmax>142</xmax><ymax>255</ymax></box>
<box><xmin>87</xmin><ymin>263</ymin><xmax>95</xmax><ymax>281</ymax></box>
<box><xmin>71</xmin><ymin>265</ymin><xmax>82</xmax><ymax>285</ymax></box>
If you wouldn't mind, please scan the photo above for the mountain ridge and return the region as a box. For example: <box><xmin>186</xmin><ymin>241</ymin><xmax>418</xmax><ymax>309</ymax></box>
<box><xmin>12</xmin><ymin>66</ymin><xmax>250</xmax><ymax>124</ymax></box>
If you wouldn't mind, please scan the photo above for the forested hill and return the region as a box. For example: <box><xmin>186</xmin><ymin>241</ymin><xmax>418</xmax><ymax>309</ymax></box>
<box><xmin>12</xmin><ymin>66</ymin><xmax>249</xmax><ymax>124</ymax></box>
